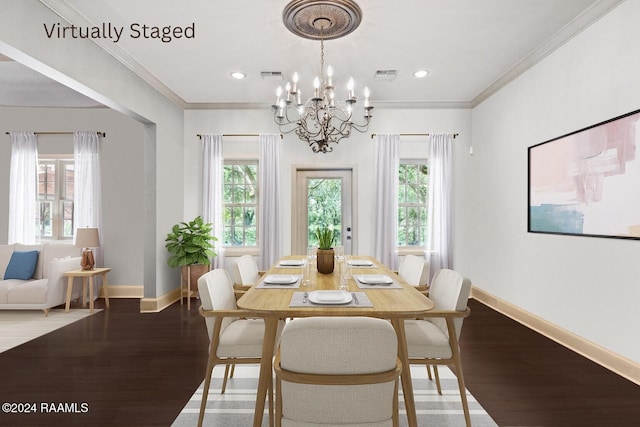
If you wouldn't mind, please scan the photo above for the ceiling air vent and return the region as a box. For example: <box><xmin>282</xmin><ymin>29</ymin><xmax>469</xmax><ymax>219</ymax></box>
<box><xmin>374</xmin><ymin>70</ymin><xmax>397</xmax><ymax>81</ymax></box>
<box><xmin>261</xmin><ymin>71</ymin><xmax>283</xmax><ymax>81</ymax></box>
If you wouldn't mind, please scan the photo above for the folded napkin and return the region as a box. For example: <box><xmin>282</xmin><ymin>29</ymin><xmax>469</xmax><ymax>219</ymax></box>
<box><xmin>289</xmin><ymin>291</ymin><xmax>372</xmax><ymax>307</ymax></box>
<box><xmin>354</xmin><ymin>275</ymin><xmax>403</xmax><ymax>289</ymax></box>
<box><xmin>256</xmin><ymin>275</ymin><xmax>302</xmax><ymax>289</ymax></box>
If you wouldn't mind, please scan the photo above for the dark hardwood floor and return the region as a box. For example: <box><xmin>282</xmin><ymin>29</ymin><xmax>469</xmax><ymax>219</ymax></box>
<box><xmin>1</xmin><ymin>297</ymin><xmax>639</xmax><ymax>426</ymax></box>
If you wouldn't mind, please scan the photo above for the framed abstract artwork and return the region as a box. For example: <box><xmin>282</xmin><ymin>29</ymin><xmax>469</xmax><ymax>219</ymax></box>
<box><xmin>528</xmin><ymin>109</ymin><xmax>640</xmax><ymax>240</ymax></box>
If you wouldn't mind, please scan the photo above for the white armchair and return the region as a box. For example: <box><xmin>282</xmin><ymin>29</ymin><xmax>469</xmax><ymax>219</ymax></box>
<box><xmin>404</xmin><ymin>268</ymin><xmax>472</xmax><ymax>427</ymax></box>
<box><xmin>197</xmin><ymin>268</ymin><xmax>284</xmax><ymax>427</ymax></box>
<box><xmin>397</xmin><ymin>254</ymin><xmax>430</xmax><ymax>293</ymax></box>
<box><xmin>274</xmin><ymin>316</ymin><xmax>402</xmax><ymax>427</ymax></box>
<box><xmin>231</xmin><ymin>254</ymin><xmax>262</xmax><ymax>286</ymax></box>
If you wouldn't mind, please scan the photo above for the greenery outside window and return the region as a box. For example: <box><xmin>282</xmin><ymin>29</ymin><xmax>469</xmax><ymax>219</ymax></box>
<box><xmin>398</xmin><ymin>161</ymin><xmax>429</xmax><ymax>248</ymax></box>
<box><xmin>37</xmin><ymin>159</ymin><xmax>74</xmax><ymax>240</ymax></box>
<box><xmin>223</xmin><ymin>160</ymin><xmax>258</xmax><ymax>247</ymax></box>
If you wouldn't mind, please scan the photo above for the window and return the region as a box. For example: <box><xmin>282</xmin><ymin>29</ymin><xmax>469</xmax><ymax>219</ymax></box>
<box><xmin>223</xmin><ymin>161</ymin><xmax>258</xmax><ymax>247</ymax></box>
<box><xmin>37</xmin><ymin>159</ymin><xmax>74</xmax><ymax>240</ymax></box>
<box><xmin>398</xmin><ymin>161</ymin><xmax>429</xmax><ymax>247</ymax></box>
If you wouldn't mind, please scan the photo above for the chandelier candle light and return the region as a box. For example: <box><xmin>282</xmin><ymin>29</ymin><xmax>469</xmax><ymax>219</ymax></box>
<box><xmin>272</xmin><ymin>0</ymin><xmax>373</xmax><ymax>153</ymax></box>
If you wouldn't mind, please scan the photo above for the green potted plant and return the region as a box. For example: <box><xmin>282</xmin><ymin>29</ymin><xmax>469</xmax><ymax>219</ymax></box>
<box><xmin>315</xmin><ymin>225</ymin><xmax>335</xmax><ymax>274</ymax></box>
<box><xmin>165</xmin><ymin>216</ymin><xmax>217</xmax><ymax>294</ymax></box>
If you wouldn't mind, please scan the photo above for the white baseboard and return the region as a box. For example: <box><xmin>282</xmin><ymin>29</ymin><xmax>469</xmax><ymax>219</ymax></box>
<box><xmin>139</xmin><ymin>286</ymin><xmax>184</xmax><ymax>313</ymax></box>
<box><xmin>471</xmin><ymin>286</ymin><xmax>640</xmax><ymax>386</ymax></box>
<box><xmin>99</xmin><ymin>285</ymin><xmax>143</xmax><ymax>299</ymax></box>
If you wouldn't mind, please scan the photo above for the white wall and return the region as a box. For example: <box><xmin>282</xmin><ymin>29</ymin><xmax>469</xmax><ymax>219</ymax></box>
<box><xmin>465</xmin><ymin>0</ymin><xmax>640</xmax><ymax>362</ymax></box>
<box><xmin>0</xmin><ymin>107</ymin><xmax>145</xmax><ymax>287</ymax></box>
<box><xmin>0</xmin><ymin>0</ymin><xmax>185</xmax><ymax>299</ymax></box>
<box><xmin>185</xmin><ymin>107</ymin><xmax>471</xmax><ymax>265</ymax></box>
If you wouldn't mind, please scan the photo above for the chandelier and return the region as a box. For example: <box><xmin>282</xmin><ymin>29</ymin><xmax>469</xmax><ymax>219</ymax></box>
<box><xmin>272</xmin><ymin>0</ymin><xmax>373</xmax><ymax>153</ymax></box>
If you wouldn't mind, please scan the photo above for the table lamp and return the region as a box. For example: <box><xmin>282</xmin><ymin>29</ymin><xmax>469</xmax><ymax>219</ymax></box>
<box><xmin>75</xmin><ymin>227</ymin><xmax>100</xmax><ymax>270</ymax></box>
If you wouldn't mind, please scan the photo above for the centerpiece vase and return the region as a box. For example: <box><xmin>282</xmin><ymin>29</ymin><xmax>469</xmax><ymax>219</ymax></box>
<box><xmin>316</xmin><ymin>248</ymin><xmax>335</xmax><ymax>274</ymax></box>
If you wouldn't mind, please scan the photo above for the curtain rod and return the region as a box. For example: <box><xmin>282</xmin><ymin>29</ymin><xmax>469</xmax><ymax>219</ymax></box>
<box><xmin>370</xmin><ymin>133</ymin><xmax>458</xmax><ymax>139</ymax></box>
<box><xmin>5</xmin><ymin>131</ymin><xmax>106</xmax><ymax>137</ymax></box>
<box><xmin>197</xmin><ymin>133</ymin><xmax>283</xmax><ymax>139</ymax></box>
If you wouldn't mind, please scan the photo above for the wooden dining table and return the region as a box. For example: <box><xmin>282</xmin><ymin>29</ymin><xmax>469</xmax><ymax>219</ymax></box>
<box><xmin>236</xmin><ymin>255</ymin><xmax>435</xmax><ymax>427</ymax></box>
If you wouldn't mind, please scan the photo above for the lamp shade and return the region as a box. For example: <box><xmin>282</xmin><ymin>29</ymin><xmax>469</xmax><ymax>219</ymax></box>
<box><xmin>75</xmin><ymin>227</ymin><xmax>100</xmax><ymax>248</ymax></box>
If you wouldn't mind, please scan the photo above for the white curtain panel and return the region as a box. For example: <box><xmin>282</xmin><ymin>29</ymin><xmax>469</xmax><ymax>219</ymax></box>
<box><xmin>258</xmin><ymin>134</ymin><xmax>281</xmax><ymax>270</ymax></box>
<box><xmin>8</xmin><ymin>132</ymin><xmax>39</xmax><ymax>244</ymax></box>
<box><xmin>427</xmin><ymin>133</ymin><xmax>453</xmax><ymax>276</ymax></box>
<box><xmin>73</xmin><ymin>131</ymin><xmax>103</xmax><ymax>270</ymax></box>
<box><xmin>374</xmin><ymin>133</ymin><xmax>399</xmax><ymax>270</ymax></box>
<box><xmin>74</xmin><ymin>131</ymin><xmax>102</xmax><ymax>232</ymax></box>
<box><xmin>201</xmin><ymin>134</ymin><xmax>225</xmax><ymax>269</ymax></box>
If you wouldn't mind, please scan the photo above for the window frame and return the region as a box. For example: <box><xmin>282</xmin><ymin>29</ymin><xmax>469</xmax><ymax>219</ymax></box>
<box><xmin>222</xmin><ymin>159</ymin><xmax>259</xmax><ymax>251</ymax></box>
<box><xmin>37</xmin><ymin>156</ymin><xmax>74</xmax><ymax>241</ymax></box>
<box><xmin>397</xmin><ymin>159</ymin><xmax>429</xmax><ymax>253</ymax></box>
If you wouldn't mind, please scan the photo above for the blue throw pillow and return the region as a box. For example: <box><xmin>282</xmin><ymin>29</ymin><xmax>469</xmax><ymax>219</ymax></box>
<box><xmin>4</xmin><ymin>250</ymin><xmax>39</xmax><ymax>280</ymax></box>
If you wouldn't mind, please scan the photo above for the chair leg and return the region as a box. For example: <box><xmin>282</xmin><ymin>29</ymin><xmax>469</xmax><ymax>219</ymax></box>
<box><xmin>221</xmin><ymin>364</ymin><xmax>231</xmax><ymax>394</ymax></box>
<box><xmin>426</xmin><ymin>364</ymin><xmax>433</xmax><ymax>380</ymax></box>
<box><xmin>198</xmin><ymin>359</ymin><xmax>216</xmax><ymax>427</ymax></box>
<box><xmin>275</xmin><ymin>377</ymin><xmax>282</xmax><ymax>427</ymax></box>
<box><xmin>392</xmin><ymin>379</ymin><xmax>399</xmax><ymax>427</ymax></box>
<box><xmin>452</xmin><ymin>361</ymin><xmax>471</xmax><ymax>427</ymax></box>
<box><xmin>268</xmin><ymin>375</ymin><xmax>274</xmax><ymax>427</ymax></box>
<box><xmin>433</xmin><ymin>365</ymin><xmax>442</xmax><ymax>395</ymax></box>
<box><xmin>230</xmin><ymin>363</ymin><xmax>236</xmax><ymax>378</ymax></box>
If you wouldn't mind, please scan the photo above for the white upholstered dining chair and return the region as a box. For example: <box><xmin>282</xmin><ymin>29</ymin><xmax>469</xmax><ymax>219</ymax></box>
<box><xmin>197</xmin><ymin>268</ymin><xmax>284</xmax><ymax>427</ymax></box>
<box><xmin>274</xmin><ymin>316</ymin><xmax>402</xmax><ymax>427</ymax></box>
<box><xmin>397</xmin><ymin>254</ymin><xmax>430</xmax><ymax>292</ymax></box>
<box><xmin>404</xmin><ymin>268</ymin><xmax>472</xmax><ymax>427</ymax></box>
<box><xmin>231</xmin><ymin>254</ymin><xmax>262</xmax><ymax>286</ymax></box>
<box><xmin>227</xmin><ymin>255</ymin><xmax>265</xmax><ymax>386</ymax></box>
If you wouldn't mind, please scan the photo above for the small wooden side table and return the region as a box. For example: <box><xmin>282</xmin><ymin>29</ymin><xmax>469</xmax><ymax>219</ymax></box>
<box><xmin>64</xmin><ymin>267</ymin><xmax>111</xmax><ymax>313</ymax></box>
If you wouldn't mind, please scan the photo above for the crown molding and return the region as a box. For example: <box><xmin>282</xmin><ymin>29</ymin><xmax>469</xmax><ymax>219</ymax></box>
<box><xmin>184</xmin><ymin>100</ymin><xmax>473</xmax><ymax>110</ymax></box>
<box><xmin>39</xmin><ymin>0</ymin><xmax>188</xmax><ymax>110</ymax></box>
<box><xmin>471</xmin><ymin>0</ymin><xmax>626</xmax><ymax>107</ymax></box>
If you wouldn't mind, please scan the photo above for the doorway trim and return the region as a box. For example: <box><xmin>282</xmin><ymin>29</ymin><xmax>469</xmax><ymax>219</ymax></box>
<box><xmin>291</xmin><ymin>164</ymin><xmax>358</xmax><ymax>255</ymax></box>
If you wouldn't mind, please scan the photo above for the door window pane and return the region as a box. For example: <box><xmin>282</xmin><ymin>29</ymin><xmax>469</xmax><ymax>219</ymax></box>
<box><xmin>307</xmin><ymin>178</ymin><xmax>342</xmax><ymax>247</ymax></box>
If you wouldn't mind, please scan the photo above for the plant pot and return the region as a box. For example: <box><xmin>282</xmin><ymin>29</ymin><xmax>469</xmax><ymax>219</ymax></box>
<box><xmin>316</xmin><ymin>248</ymin><xmax>335</xmax><ymax>274</ymax></box>
<box><xmin>181</xmin><ymin>264</ymin><xmax>210</xmax><ymax>292</ymax></box>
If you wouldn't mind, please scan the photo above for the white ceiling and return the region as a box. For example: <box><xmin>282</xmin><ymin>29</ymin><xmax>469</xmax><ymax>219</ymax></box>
<box><xmin>0</xmin><ymin>54</ymin><xmax>103</xmax><ymax>108</ymax></box>
<box><xmin>1</xmin><ymin>0</ymin><xmax>624</xmax><ymax>109</ymax></box>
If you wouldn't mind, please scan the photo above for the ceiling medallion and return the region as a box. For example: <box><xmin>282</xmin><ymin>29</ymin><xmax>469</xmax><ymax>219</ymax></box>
<box><xmin>273</xmin><ymin>0</ymin><xmax>372</xmax><ymax>153</ymax></box>
<box><xmin>282</xmin><ymin>0</ymin><xmax>362</xmax><ymax>40</ymax></box>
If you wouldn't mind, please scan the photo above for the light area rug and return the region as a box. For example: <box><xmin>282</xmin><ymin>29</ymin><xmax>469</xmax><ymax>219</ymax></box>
<box><xmin>172</xmin><ymin>364</ymin><xmax>498</xmax><ymax>427</ymax></box>
<box><xmin>0</xmin><ymin>308</ymin><xmax>100</xmax><ymax>353</ymax></box>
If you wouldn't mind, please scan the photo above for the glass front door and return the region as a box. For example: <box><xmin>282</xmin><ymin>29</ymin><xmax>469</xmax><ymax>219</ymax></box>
<box><xmin>294</xmin><ymin>168</ymin><xmax>354</xmax><ymax>255</ymax></box>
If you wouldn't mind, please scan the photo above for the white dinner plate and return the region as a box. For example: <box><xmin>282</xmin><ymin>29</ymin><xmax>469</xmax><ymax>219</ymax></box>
<box><xmin>263</xmin><ymin>274</ymin><xmax>298</xmax><ymax>284</ymax></box>
<box><xmin>278</xmin><ymin>259</ymin><xmax>304</xmax><ymax>266</ymax></box>
<box><xmin>308</xmin><ymin>290</ymin><xmax>353</xmax><ymax>305</ymax></box>
<box><xmin>356</xmin><ymin>275</ymin><xmax>393</xmax><ymax>285</ymax></box>
<box><xmin>348</xmin><ymin>259</ymin><xmax>374</xmax><ymax>267</ymax></box>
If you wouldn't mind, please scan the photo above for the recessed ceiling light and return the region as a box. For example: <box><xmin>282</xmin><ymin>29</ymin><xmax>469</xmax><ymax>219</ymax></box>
<box><xmin>230</xmin><ymin>71</ymin><xmax>246</xmax><ymax>80</ymax></box>
<box><xmin>413</xmin><ymin>70</ymin><xmax>429</xmax><ymax>78</ymax></box>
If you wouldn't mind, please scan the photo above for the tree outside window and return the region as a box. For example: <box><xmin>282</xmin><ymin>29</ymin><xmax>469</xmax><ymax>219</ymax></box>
<box><xmin>398</xmin><ymin>161</ymin><xmax>428</xmax><ymax>247</ymax></box>
<box><xmin>223</xmin><ymin>161</ymin><xmax>258</xmax><ymax>247</ymax></box>
<box><xmin>307</xmin><ymin>178</ymin><xmax>342</xmax><ymax>247</ymax></box>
